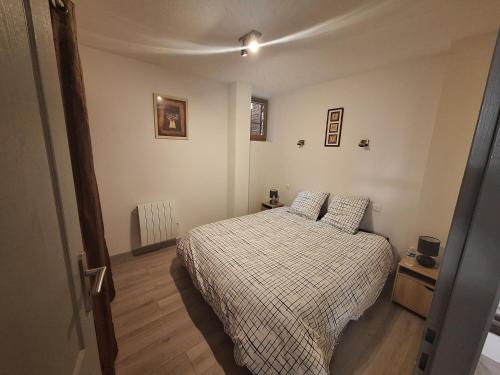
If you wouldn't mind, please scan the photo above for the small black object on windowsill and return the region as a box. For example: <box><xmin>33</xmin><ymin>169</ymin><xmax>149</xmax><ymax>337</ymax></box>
<box><xmin>416</xmin><ymin>236</ymin><xmax>440</xmax><ymax>268</ymax></box>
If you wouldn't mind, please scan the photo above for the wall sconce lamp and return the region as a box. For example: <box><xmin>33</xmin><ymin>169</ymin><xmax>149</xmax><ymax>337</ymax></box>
<box><xmin>297</xmin><ymin>139</ymin><xmax>305</xmax><ymax>148</ymax></box>
<box><xmin>358</xmin><ymin>139</ymin><xmax>370</xmax><ymax>148</ymax></box>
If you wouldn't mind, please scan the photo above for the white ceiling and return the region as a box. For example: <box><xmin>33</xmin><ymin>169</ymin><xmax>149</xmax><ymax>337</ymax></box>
<box><xmin>74</xmin><ymin>0</ymin><xmax>500</xmax><ymax>97</ymax></box>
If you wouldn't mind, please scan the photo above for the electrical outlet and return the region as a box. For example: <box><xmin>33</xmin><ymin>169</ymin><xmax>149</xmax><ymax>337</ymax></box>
<box><xmin>372</xmin><ymin>203</ymin><xmax>382</xmax><ymax>213</ymax></box>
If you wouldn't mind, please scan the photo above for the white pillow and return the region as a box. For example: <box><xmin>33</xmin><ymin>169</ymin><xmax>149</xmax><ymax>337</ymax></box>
<box><xmin>321</xmin><ymin>195</ymin><xmax>369</xmax><ymax>234</ymax></box>
<box><xmin>288</xmin><ymin>191</ymin><xmax>329</xmax><ymax>220</ymax></box>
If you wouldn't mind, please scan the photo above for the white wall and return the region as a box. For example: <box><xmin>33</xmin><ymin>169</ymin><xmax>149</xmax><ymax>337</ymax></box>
<box><xmin>227</xmin><ymin>82</ymin><xmax>252</xmax><ymax>217</ymax></box>
<box><xmin>80</xmin><ymin>46</ymin><xmax>229</xmax><ymax>255</ymax></box>
<box><xmin>249</xmin><ymin>32</ymin><xmax>495</xmax><ymax>255</ymax></box>
<box><xmin>249</xmin><ymin>56</ymin><xmax>447</xmax><ymax>253</ymax></box>
<box><xmin>413</xmin><ymin>33</ymin><xmax>495</xmax><ymax>254</ymax></box>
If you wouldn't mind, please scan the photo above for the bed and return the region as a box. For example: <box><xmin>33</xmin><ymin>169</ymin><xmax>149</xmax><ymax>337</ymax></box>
<box><xmin>177</xmin><ymin>207</ymin><xmax>394</xmax><ymax>375</ymax></box>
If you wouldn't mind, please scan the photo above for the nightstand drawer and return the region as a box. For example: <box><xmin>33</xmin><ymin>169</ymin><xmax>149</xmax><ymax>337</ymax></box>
<box><xmin>393</xmin><ymin>273</ymin><xmax>434</xmax><ymax>317</ymax></box>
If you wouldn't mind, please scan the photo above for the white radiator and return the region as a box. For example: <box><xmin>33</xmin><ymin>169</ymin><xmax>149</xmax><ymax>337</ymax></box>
<box><xmin>137</xmin><ymin>201</ymin><xmax>177</xmax><ymax>247</ymax></box>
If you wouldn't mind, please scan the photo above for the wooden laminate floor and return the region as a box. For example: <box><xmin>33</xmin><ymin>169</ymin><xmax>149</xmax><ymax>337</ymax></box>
<box><xmin>111</xmin><ymin>247</ymin><xmax>424</xmax><ymax>375</ymax></box>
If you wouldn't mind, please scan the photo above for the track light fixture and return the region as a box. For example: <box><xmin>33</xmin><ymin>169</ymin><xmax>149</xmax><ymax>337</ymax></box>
<box><xmin>239</xmin><ymin>30</ymin><xmax>262</xmax><ymax>56</ymax></box>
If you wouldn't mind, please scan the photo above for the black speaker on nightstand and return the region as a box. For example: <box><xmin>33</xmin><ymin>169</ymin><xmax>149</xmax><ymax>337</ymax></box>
<box><xmin>416</xmin><ymin>236</ymin><xmax>440</xmax><ymax>268</ymax></box>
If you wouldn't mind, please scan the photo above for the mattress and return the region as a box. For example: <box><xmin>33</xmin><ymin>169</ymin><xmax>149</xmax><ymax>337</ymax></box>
<box><xmin>177</xmin><ymin>207</ymin><xmax>394</xmax><ymax>375</ymax></box>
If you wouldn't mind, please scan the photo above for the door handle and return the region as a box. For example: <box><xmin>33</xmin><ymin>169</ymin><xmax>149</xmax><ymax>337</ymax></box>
<box><xmin>78</xmin><ymin>252</ymin><xmax>106</xmax><ymax>313</ymax></box>
<box><xmin>85</xmin><ymin>266</ymin><xmax>107</xmax><ymax>295</ymax></box>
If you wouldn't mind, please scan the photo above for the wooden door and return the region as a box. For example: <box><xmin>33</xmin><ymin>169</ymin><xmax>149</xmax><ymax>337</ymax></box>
<box><xmin>0</xmin><ymin>0</ymin><xmax>101</xmax><ymax>374</ymax></box>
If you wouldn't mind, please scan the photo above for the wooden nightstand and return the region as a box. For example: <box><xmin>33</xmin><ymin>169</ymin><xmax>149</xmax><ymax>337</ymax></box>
<box><xmin>392</xmin><ymin>258</ymin><xmax>439</xmax><ymax>318</ymax></box>
<box><xmin>261</xmin><ymin>201</ymin><xmax>284</xmax><ymax>211</ymax></box>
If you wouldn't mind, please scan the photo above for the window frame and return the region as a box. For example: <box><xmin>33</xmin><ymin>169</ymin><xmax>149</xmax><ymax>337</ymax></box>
<box><xmin>250</xmin><ymin>96</ymin><xmax>268</xmax><ymax>141</ymax></box>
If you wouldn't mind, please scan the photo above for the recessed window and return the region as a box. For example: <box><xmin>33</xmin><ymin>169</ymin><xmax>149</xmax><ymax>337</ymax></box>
<box><xmin>250</xmin><ymin>97</ymin><xmax>268</xmax><ymax>141</ymax></box>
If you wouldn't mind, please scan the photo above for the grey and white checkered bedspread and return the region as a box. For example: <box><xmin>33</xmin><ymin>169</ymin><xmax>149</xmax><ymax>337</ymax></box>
<box><xmin>177</xmin><ymin>208</ymin><xmax>394</xmax><ymax>375</ymax></box>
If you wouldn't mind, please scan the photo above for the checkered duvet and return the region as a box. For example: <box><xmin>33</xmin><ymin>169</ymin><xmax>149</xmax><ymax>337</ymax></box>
<box><xmin>177</xmin><ymin>208</ymin><xmax>394</xmax><ymax>375</ymax></box>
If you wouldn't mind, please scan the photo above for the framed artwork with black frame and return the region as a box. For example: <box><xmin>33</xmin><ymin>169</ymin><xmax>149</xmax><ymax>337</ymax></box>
<box><xmin>324</xmin><ymin>107</ymin><xmax>343</xmax><ymax>147</ymax></box>
<box><xmin>153</xmin><ymin>93</ymin><xmax>188</xmax><ymax>139</ymax></box>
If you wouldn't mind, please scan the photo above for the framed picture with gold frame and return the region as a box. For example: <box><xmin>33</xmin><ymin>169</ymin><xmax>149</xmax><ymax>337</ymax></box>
<box><xmin>153</xmin><ymin>93</ymin><xmax>188</xmax><ymax>139</ymax></box>
<box><xmin>324</xmin><ymin>107</ymin><xmax>343</xmax><ymax>147</ymax></box>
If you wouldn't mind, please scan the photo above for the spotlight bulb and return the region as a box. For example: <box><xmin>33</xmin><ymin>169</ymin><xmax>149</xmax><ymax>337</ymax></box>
<box><xmin>238</xmin><ymin>30</ymin><xmax>262</xmax><ymax>57</ymax></box>
<box><xmin>248</xmin><ymin>40</ymin><xmax>259</xmax><ymax>53</ymax></box>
